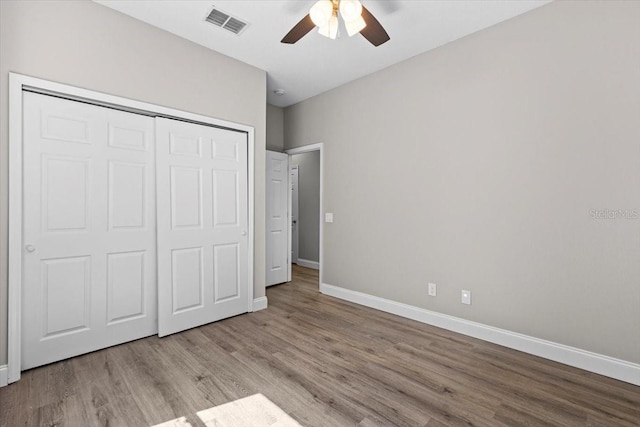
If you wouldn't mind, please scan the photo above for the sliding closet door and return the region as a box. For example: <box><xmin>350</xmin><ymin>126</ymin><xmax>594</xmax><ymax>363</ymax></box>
<box><xmin>22</xmin><ymin>92</ymin><xmax>157</xmax><ymax>370</ymax></box>
<box><xmin>156</xmin><ymin>118</ymin><xmax>249</xmax><ymax>336</ymax></box>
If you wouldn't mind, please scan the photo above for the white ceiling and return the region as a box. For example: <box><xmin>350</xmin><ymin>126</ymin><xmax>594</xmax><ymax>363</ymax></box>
<box><xmin>95</xmin><ymin>0</ymin><xmax>550</xmax><ymax>107</ymax></box>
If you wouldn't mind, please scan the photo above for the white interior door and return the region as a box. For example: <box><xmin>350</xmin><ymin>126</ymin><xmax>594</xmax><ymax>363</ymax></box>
<box><xmin>291</xmin><ymin>166</ymin><xmax>299</xmax><ymax>264</ymax></box>
<box><xmin>266</xmin><ymin>151</ymin><xmax>289</xmax><ymax>286</ymax></box>
<box><xmin>156</xmin><ymin>117</ymin><xmax>249</xmax><ymax>337</ymax></box>
<box><xmin>22</xmin><ymin>92</ymin><xmax>157</xmax><ymax>370</ymax></box>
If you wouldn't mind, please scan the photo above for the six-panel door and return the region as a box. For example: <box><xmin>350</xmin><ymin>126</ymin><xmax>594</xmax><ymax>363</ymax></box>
<box><xmin>266</xmin><ymin>151</ymin><xmax>289</xmax><ymax>286</ymax></box>
<box><xmin>22</xmin><ymin>92</ymin><xmax>157</xmax><ymax>370</ymax></box>
<box><xmin>156</xmin><ymin>118</ymin><xmax>249</xmax><ymax>337</ymax></box>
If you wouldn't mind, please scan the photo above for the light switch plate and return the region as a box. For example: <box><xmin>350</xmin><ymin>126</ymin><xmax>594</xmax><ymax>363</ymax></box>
<box><xmin>325</xmin><ymin>213</ymin><xmax>334</xmax><ymax>223</ymax></box>
<box><xmin>428</xmin><ymin>283</ymin><xmax>437</xmax><ymax>297</ymax></box>
<box><xmin>461</xmin><ymin>290</ymin><xmax>471</xmax><ymax>305</ymax></box>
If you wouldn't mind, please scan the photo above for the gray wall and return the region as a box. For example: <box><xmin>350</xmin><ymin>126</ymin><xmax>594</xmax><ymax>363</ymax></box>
<box><xmin>284</xmin><ymin>0</ymin><xmax>640</xmax><ymax>363</ymax></box>
<box><xmin>266</xmin><ymin>104</ymin><xmax>284</xmax><ymax>152</ymax></box>
<box><xmin>291</xmin><ymin>152</ymin><xmax>320</xmax><ymax>263</ymax></box>
<box><xmin>0</xmin><ymin>0</ymin><xmax>267</xmax><ymax>365</ymax></box>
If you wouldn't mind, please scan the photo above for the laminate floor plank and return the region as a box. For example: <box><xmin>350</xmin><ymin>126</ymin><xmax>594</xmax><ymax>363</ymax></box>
<box><xmin>266</xmin><ymin>317</ymin><xmax>498</xmax><ymax>425</ymax></box>
<box><xmin>475</xmin><ymin>342</ymin><xmax>638</xmax><ymax>413</ymax></box>
<box><xmin>469</xmin><ymin>346</ymin><xmax>640</xmax><ymax>425</ymax></box>
<box><xmin>270</xmin><ymin>349</ymin><xmax>396</xmax><ymax>426</ymax></box>
<box><xmin>1</xmin><ymin>265</ymin><xmax>638</xmax><ymax>427</ymax></box>
<box><xmin>229</xmin><ymin>346</ymin><xmax>357</xmax><ymax>427</ymax></box>
<box><xmin>84</xmin><ymin>345</ymin><xmax>162</xmax><ymax>427</ymax></box>
<box><xmin>107</xmin><ymin>340</ymin><xmax>191</xmax><ymax>426</ymax></box>
<box><xmin>0</xmin><ymin>369</ymin><xmax>33</xmax><ymax>427</ymax></box>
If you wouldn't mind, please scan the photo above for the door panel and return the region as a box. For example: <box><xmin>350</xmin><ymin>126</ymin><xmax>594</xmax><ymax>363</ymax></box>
<box><xmin>171</xmin><ymin>247</ymin><xmax>204</xmax><ymax>313</ymax></box>
<box><xmin>22</xmin><ymin>92</ymin><xmax>157</xmax><ymax>370</ymax></box>
<box><xmin>170</xmin><ymin>166</ymin><xmax>203</xmax><ymax>229</ymax></box>
<box><xmin>41</xmin><ymin>256</ymin><xmax>91</xmax><ymax>337</ymax></box>
<box><xmin>157</xmin><ymin>117</ymin><xmax>249</xmax><ymax>337</ymax></box>
<box><xmin>108</xmin><ymin>162</ymin><xmax>147</xmax><ymax>230</ymax></box>
<box><xmin>266</xmin><ymin>151</ymin><xmax>289</xmax><ymax>286</ymax></box>
<box><xmin>43</xmin><ymin>156</ymin><xmax>90</xmax><ymax>231</ymax></box>
<box><xmin>108</xmin><ymin>123</ymin><xmax>148</xmax><ymax>151</ymax></box>
<box><xmin>107</xmin><ymin>251</ymin><xmax>146</xmax><ymax>324</ymax></box>
<box><xmin>214</xmin><ymin>243</ymin><xmax>240</xmax><ymax>301</ymax></box>
<box><xmin>213</xmin><ymin>171</ymin><xmax>239</xmax><ymax>227</ymax></box>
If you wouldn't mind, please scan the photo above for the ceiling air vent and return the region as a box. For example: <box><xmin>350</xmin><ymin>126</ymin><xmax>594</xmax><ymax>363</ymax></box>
<box><xmin>205</xmin><ymin>7</ymin><xmax>248</xmax><ymax>35</ymax></box>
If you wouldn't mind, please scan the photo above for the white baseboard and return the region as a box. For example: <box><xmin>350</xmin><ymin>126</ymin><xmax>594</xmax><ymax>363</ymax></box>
<box><xmin>0</xmin><ymin>365</ymin><xmax>8</xmax><ymax>387</ymax></box>
<box><xmin>320</xmin><ymin>282</ymin><xmax>640</xmax><ymax>386</ymax></box>
<box><xmin>295</xmin><ymin>259</ymin><xmax>319</xmax><ymax>270</ymax></box>
<box><xmin>252</xmin><ymin>296</ymin><xmax>268</xmax><ymax>312</ymax></box>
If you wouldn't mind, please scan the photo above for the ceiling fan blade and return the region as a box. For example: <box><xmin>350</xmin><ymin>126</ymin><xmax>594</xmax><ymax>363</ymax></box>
<box><xmin>360</xmin><ymin>6</ymin><xmax>390</xmax><ymax>47</ymax></box>
<box><xmin>281</xmin><ymin>14</ymin><xmax>315</xmax><ymax>44</ymax></box>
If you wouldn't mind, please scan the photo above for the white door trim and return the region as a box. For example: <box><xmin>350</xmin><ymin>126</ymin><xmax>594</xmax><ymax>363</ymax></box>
<box><xmin>290</xmin><ymin>165</ymin><xmax>299</xmax><ymax>267</ymax></box>
<box><xmin>287</xmin><ymin>165</ymin><xmax>292</xmax><ymax>282</ymax></box>
<box><xmin>285</xmin><ymin>143</ymin><xmax>324</xmax><ymax>287</ymax></box>
<box><xmin>7</xmin><ymin>73</ymin><xmax>255</xmax><ymax>384</ymax></box>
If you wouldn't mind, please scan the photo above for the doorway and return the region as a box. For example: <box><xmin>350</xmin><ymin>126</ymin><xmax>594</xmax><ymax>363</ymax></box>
<box><xmin>265</xmin><ymin>144</ymin><xmax>323</xmax><ymax>288</ymax></box>
<box><xmin>286</xmin><ymin>144</ymin><xmax>324</xmax><ymax>287</ymax></box>
<box><xmin>288</xmin><ymin>152</ymin><xmax>320</xmax><ymax>271</ymax></box>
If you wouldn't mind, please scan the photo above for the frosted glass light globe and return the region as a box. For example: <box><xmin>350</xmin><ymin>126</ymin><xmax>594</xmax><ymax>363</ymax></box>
<box><xmin>318</xmin><ymin>14</ymin><xmax>339</xmax><ymax>39</ymax></box>
<box><xmin>310</xmin><ymin>0</ymin><xmax>334</xmax><ymax>27</ymax></box>
<box><xmin>345</xmin><ymin>15</ymin><xmax>366</xmax><ymax>36</ymax></box>
<box><xmin>339</xmin><ymin>0</ymin><xmax>363</xmax><ymax>22</ymax></box>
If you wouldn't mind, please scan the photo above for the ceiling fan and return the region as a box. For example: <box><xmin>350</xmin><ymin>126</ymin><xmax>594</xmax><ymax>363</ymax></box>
<box><xmin>281</xmin><ymin>0</ymin><xmax>390</xmax><ymax>47</ymax></box>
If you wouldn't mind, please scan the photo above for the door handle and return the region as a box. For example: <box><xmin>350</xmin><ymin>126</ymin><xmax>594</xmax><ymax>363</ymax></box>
<box><xmin>25</xmin><ymin>244</ymin><xmax>35</xmax><ymax>253</ymax></box>
<box><xmin>241</xmin><ymin>231</ymin><xmax>247</xmax><ymax>236</ymax></box>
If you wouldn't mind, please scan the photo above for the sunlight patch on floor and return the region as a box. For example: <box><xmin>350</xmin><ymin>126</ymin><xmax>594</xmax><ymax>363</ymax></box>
<box><xmin>152</xmin><ymin>394</ymin><xmax>302</xmax><ymax>427</ymax></box>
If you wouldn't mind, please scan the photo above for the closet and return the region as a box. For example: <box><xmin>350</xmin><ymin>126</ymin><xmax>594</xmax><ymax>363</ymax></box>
<box><xmin>20</xmin><ymin>91</ymin><xmax>250</xmax><ymax>370</ymax></box>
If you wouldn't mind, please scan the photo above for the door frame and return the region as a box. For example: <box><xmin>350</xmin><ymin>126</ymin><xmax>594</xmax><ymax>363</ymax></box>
<box><xmin>7</xmin><ymin>73</ymin><xmax>256</xmax><ymax>384</ymax></box>
<box><xmin>285</xmin><ymin>143</ymin><xmax>324</xmax><ymax>287</ymax></box>
<box><xmin>290</xmin><ymin>165</ymin><xmax>299</xmax><ymax>267</ymax></box>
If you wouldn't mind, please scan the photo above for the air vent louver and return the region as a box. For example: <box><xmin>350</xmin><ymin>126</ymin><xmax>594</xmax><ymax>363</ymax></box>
<box><xmin>205</xmin><ymin>7</ymin><xmax>248</xmax><ymax>35</ymax></box>
<box><xmin>206</xmin><ymin>9</ymin><xmax>228</xmax><ymax>26</ymax></box>
<box><xmin>224</xmin><ymin>17</ymin><xmax>247</xmax><ymax>34</ymax></box>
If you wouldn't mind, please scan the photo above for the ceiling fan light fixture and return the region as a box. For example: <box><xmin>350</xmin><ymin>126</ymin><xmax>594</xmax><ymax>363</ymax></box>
<box><xmin>281</xmin><ymin>0</ymin><xmax>389</xmax><ymax>46</ymax></box>
<box><xmin>309</xmin><ymin>0</ymin><xmax>334</xmax><ymax>27</ymax></box>
<box><xmin>318</xmin><ymin>14</ymin><xmax>339</xmax><ymax>39</ymax></box>
<box><xmin>339</xmin><ymin>0</ymin><xmax>363</xmax><ymax>22</ymax></box>
<box><xmin>345</xmin><ymin>15</ymin><xmax>366</xmax><ymax>37</ymax></box>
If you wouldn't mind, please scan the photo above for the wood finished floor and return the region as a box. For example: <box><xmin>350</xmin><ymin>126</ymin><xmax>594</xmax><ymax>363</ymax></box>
<box><xmin>1</xmin><ymin>265</ymin><xmax>639</xmax><ymax>427</ymax></box>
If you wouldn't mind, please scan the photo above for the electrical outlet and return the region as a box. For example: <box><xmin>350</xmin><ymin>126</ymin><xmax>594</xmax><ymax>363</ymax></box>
<box><xmin>461</xmin><ymin>290</ymin><xmax>471</xmax><ymax>305</ymax></box>
<box><xmin>428</xmin><ymin>283</ymin><xmax>437</xmax><ymax>297</ymax></box>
